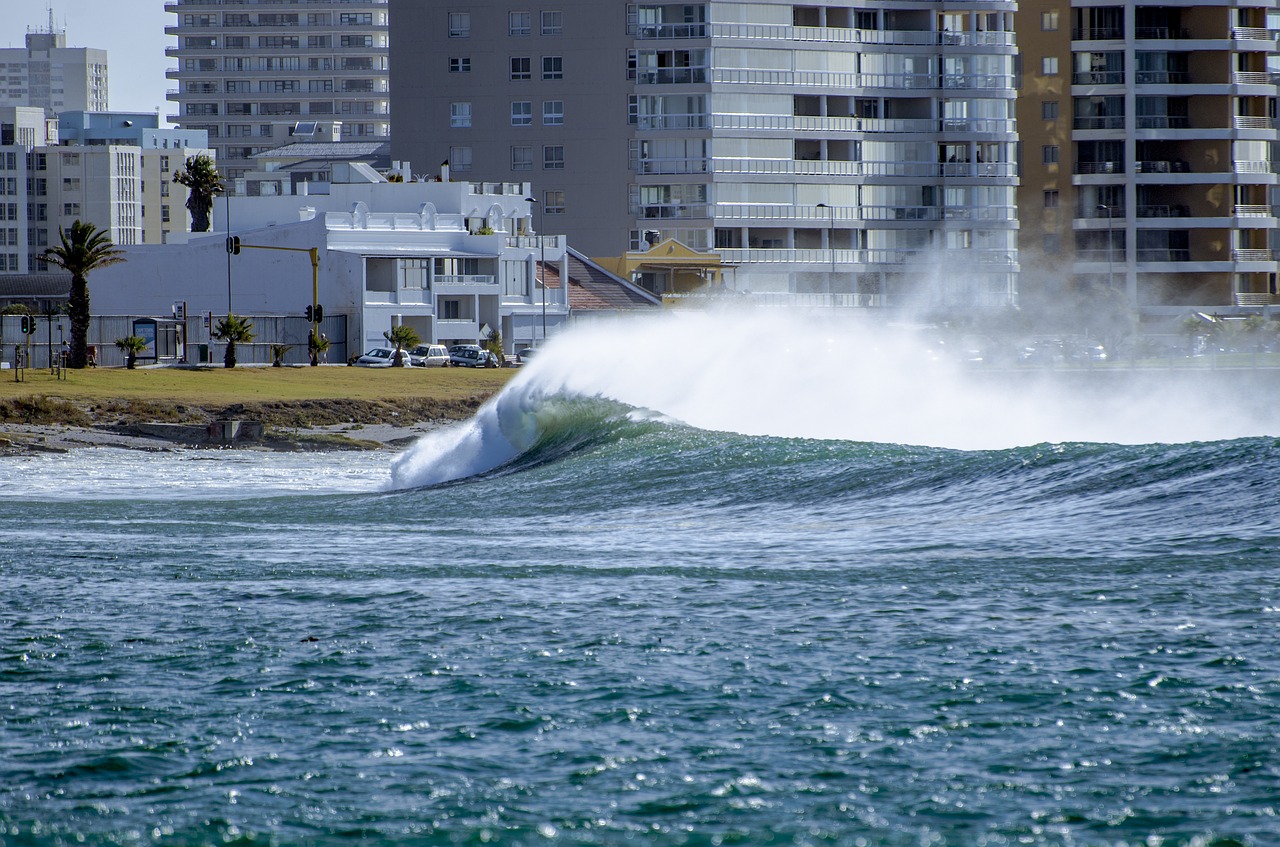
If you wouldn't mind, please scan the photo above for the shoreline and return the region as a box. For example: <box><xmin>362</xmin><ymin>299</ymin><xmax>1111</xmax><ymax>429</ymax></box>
<box><xmin>0</xmin><ymin>419</ymin><xmax>443</xmax><ymax>455</ymax></box>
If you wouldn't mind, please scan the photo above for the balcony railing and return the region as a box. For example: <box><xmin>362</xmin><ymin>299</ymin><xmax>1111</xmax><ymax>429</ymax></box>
<box><xmin>1137</xmin><ymin>160</ymin><xmax>1191</xmax><ymax>173</ymax></box>
<box><xmin>707</xmin><ymin>114</ymin><xmax>1016</xmax><ymax>135</ymax></box>
<box><xmin>1076</xmin><ymin>161</ymin><xmax>1125</xmax><ymax>174</ymax></box>
<box><xmin>1233</xmin><ymin>205</ymin><xmax>1273</xmax><ymax>217</ymax></box>
<box><xmin>703</xmin><ymin>22</ymin><xmax>1016</xmax><ymax>48</ymax></box>
<box><xmin>1231</xmin><ymin>71</ymin><xmax>1275</xmax><ymax>85</ymax></box>
<box><xmin>1232</xmin><ymin>27</ymin><xmax>1280</xmax><ymax>41</ymax></box>
<box><xmin>1136</xmin><ymin>249</ymin><xmax>1192</xmax><ymax>261</ymax></box>
<box><xmin>634</xmin><ymin>157</ymin><xmax>711</xmax><ymax>175</ymax></box>
<box><xmin>1073</xmin><ymin>116</ymin><xmax>1126</xmax><ymax>130</ymax></box>
<box><xmin>636</xmin><ymin>68</ymin><xmax>709</xmax><ymax>85</ymax></box>
<box><xmin>434</xmin><ymin>275</ymin><xmax>496</xmax><ymax>287</ymax></box>
<box><xmin>1234</xmin><ymin>160</ymin><xmax>1276</xmax><ymax>174</ymax></box>
<box><xmin>1073</xmin><ymin>71</ymin><xmax>1125</xmax><ymax>85</ymax></box>
<box><xmin>1072</xmin><ymin>27</ymin><xmax>1124</xmax><ymax>40</ymax></box>
<box><xmin>1233</xmin><ymin>249</ymin><xmax>1276</xmax><ymax>262</ymax></box>
<box><xmin>1136</xmin><ymin>116</ymin><xmax>1190</xmax><ymax>129</ymax></box>
<box><xmin>1136</xmin><ymin>204</ymin><xmax>1190</xmax><ymax>217</ymax></box>
<box><xmin>630</xmin><ymin>22</ymin><xmax>709</xmax><ymax>39</ymax></box>
<box><xmin>1135</xmin><ymin>71</ymin><xmax>1189</xmax><ymax>84</ymax></box>
<box><xmin>1134</xmin><ymin>27</ymin><xmax>1189</xmax><ymax>39</ymax></box>
<box><xmin>1233</xmin><ymin>116</ymin><xmax>1274</xmax><ymax>130</ymax></box>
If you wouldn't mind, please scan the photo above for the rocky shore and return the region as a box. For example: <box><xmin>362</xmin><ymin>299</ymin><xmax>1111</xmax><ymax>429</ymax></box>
<box><xmin>0</xmin><ymin>396</ymin><xmax>486</xmax><ymax>456</ymax></box>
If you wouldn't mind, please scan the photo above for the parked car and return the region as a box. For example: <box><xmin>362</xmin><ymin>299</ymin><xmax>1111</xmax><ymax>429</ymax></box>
<box><xmin>515</xmin><ymin>347</ymin><xmax>538</xmax><ymax>365</ymax></box>
<box><xmin>355</xmin><ymin>347</ymin><xmax>413</xmax><ymax>367</ymax></box>
<box><xmin>408</xmin><ymin>344</ymin><xmax>450</xmax><ymax>367</ymax></box>
<box><xmin>448</xmin><ymin>345</ymin><xmax>500</xmax><ymax>368</ymax></box>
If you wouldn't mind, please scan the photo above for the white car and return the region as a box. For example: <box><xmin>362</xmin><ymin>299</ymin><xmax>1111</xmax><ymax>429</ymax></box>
<box><xmin>408</xmin><ymin>344</ymin><xmax>450</xmax><ymax>367</ymax></box>
<box><xmin>354</xmin><ymin>347</ymin><xmax>414</xmax><ymax>367</ymax></box>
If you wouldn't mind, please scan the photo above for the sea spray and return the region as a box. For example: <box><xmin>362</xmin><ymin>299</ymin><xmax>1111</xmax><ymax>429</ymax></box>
<box><xmin>388</xmin><ymin>308</ymin><xmax>1280</xmax><ymax>488</ymax></box>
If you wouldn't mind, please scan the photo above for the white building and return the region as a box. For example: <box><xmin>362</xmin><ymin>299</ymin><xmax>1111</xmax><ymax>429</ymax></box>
<box><xmin>57</xmin><ymin>111</ymin><xmax>214</xmax><ymax>245</ymax></box>
<box><xmin>90</xmin><ymin>175</ymin><xmax>658</xmax><ymax>361</ymax></box>
<box><xmin>390</xmin><ymin>0</ymin><xmax>1021</xmax><ymax>310</ymax></box>
<box><xmin>166</xmin><ymin>0</ymin><xmax>391</xmax><ymax>186</ymax></box>
<box><xmin>0</xmin><ymin>29</ymin><xmax>108</xmax><ymax>113</ymax></box>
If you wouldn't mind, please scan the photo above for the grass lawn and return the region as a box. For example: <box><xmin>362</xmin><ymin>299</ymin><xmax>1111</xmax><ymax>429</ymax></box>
<box><xmin>0</xmin><ymin>364</ymin><xmax>515</xmax><ymax>406</ymax></box>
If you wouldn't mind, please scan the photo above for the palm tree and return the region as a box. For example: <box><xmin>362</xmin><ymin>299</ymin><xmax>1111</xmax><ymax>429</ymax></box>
<box><xmin>114</xmin><ymin>335</ymin><xmax>147</xmax><ymax>369</ymax></box>
<box><xmin>172</xmin><ymin>154</ymin><xmax>224</xmax><ymax>233</ymax></box>
<box><xmin>213</xmin><ymin>313</ymin><xmax>255</xmax><ymax>369</ymax></box>
<box><xmin>43</xmin><ymin>221</ymin><xmax>124</xmax><ymax>369</ymax></box>
<box><xmin>383</xmin><ymin>324</ymin><xmax>420</xmax><ymax>367</ymax></box>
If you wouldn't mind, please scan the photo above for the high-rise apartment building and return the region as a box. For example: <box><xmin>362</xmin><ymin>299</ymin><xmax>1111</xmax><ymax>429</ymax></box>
<box><xmin>391</xmin><ymin>1</ymin><xmax>1020</xmax><ymax>307</ymax></box>
<box><xmin>1017</xmin><ymin>0</ymin><xmax>1280</xmax><ymax>317</ymax></box>
<box><xmin>166</xmin><ymin>0</ymin><xmax>390</xmax><ymax>186</ymax></box>
<box><xmin>0</xmin><ymin>29</ymin><xmax>109</xmax><ymax>113</ymax></box>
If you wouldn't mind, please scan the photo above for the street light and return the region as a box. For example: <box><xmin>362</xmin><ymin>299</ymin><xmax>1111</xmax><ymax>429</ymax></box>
<box><xmin>816</xmin><ymin>202</ymin><xmax>835</xmax><ymax>295</ymax></box>
<box><xmin>1097</xmin><ymin>204</ymin><xmax>1114</xmax><ymax>288</ymax></box>
<box><xmin>525</xmin><ymin>196</ymin><xmax>546</xmax><ymax>344</ymax></box>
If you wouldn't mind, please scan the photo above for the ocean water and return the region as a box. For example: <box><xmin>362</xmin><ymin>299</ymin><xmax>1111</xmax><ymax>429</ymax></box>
<box><xmin>3</xmin><ymin>312</ymin><xmax>1280</xmax><ymax>847</ymax></box>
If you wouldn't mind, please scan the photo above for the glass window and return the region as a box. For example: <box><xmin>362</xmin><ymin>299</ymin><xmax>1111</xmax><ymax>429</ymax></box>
<box><xmin>511</xmin><ymin>146</ymin><xmax>533</xmax><ymax>171</ymax></box>
<box><xmin>1044</xmin><ymin>190</ymin><xmax>1059</xmax><ymax>208</ymax></box>
<box><xmin>544</xmin><ymin>189</ymin><xmax>565</xmax><ymax>214</ymax></box>
<box><xmin>449</xmin><ymin>12</ymin><xmax>470</xmax><ymax>37</ymax></box>
<box><xmin>511</xmin><ymin>101</ymin><xmax>533</xmax><ymax>126</ymax></box>
<box><xmin>509</xmin><ymin>11</ymin><xmax>532</xmax><ymax>35</ymax></box>
<box><xmin>543</xmin><ymin>145</ymin><xmax>564</xmax><ymax>169</ymax></box>
<box><xmin>451</xmin><ymin>102</ymin><xmax>472</xmax><ymax>128</ymax></box>
<box><xmin>542</xmin><ymin>11</ymin><xmax>563</xmax><ymax>35</ymax></box>
<box><xmin>449</xmin><ymin>57</ymin><xmax>471</xmax><ymax>73</ymax></box>
<box><xmin>449</xmin><ymin>146</ymin><xmax>473</xmax><ymax>172</ymax></box>
<box><xmin>543</xmin><ymin>100</ymin><xmax>564</xmax><ymax>126</ymax></box>
<box><xmin>1042</xmin><ymin>100</ymin><xmax>1059</xmax><ymax>120</ymax></box>
<box><xmin>542</xmin><ymin>56</ymin><xmax>563</xmax><ymax>80</ymax></box>
<box><xmin>1042</xmin><ymin>145</ymin><xmax>1060</xmax><ymax>164</ymax></box>
<box><xmin>1041</xmin><ymin>10</ymin><xmax>1059</xmax><ymax>30</ymax></box>
<box><xmin>1041</xmin><ymin>57</ymin><xmax>1059</xmax><ymax>75</ymax></box>
<box><xmin>511</xmin><ymin>57</ymin><xmax>531</xmax><ymax>80</ymax></box>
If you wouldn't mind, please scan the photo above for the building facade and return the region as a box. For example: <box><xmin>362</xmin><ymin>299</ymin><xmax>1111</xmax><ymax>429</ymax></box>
<box><xmin>390</xmin><ymin>0</ymin><xmax>1021</xmax><ymax>308</ymax></box>
<box><xmin>89</xmin><ymin>178</ymin><xmax>656</xmax><ymax>359</ymax></box>
<box><xmin>166</xmin><ymin>0</ymin><xmax>391</xmax><ymax>186</ymax></box>
<box><xmin>0</xmin><ymin>30</ymin><xmax>108</xmax><ymax>113</ymax></box>
<box><xmin>57</xmin><ymin>111</ymin><xmax>214</xmax><ymax>244</ymax></box>
<box><xmin>1017</xmin><ymin>0</ymin><xmax>1280</xmax><ymax>318</ymax></box>
<box><xmin>0</xmin><ymin>108</ymin><xmax>212</xmax><ymax>273</ymax></box>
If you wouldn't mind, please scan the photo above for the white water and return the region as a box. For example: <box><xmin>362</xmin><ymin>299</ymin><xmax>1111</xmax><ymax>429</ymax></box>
<box><xmin>389</xmin><ymin>309</ymin><xmax>1278</xmax><ymax>489</ymax></box>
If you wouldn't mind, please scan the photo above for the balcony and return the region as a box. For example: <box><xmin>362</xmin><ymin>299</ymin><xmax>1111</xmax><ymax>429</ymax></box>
<box><xmin>1073</xmin><ymin>116</ymin><xmax>1126</xmax><ymax>130</ymax></box>
<box><xmin>630</xmin><ymin>23</ymin><xmax>709</xmax><ymax>39</ymax></box>
<box><xmin>1135</xmin><ymin>71</ymin><xmax>1189</xmax><ymax>85</ymax></box>
<box><xmin>636</xmin><ymin>68</ymin><xmax>708</xmax><ymax>85</ymax></box>
<box><xmin>1073</xmin><ymin>71</ymin><xmax>1125</xmax><ymax>85</ymax></box>
<box><xmin>1133</xmin><ymin>27</ymin><xmax>1189</xmax><ymax>40</ymax></box>
<box><xmin>1076</xmin><ymin>161</ymin><xmax>1125</xmax><ymax>174</ymax></box>
<box><xmin>1137</xmin><ymin>160</ymin><xmax>1194</xmax><ymax>173</ymax></box>
<box><xmin>1233</xmin><ymin>116</ymin><xmax>1274</xmax><ymax>130</ymax></box>
<box><xmin>1072</xmin><ymin>27</ymin><xmax>1124</xmax><ymax>40</ymax></box>
<box><xmin>1136</xmin><ymin>116</ymin><xmax>1190</xmax><ymax>129</ymax></box>
<box><xmin>1135</xmin><ymin>204</ymin><xmax>1190</xmax><ymax>217</ymax></box>
<box><xmin>1136</xmin><ymin>249</ymin><xmax>1192</xmax><ymax>261</ymax></box>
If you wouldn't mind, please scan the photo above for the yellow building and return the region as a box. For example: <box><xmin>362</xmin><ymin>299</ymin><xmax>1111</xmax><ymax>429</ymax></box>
<box><xmin>595</xmin><ymin>239</ymin><xmax>731</xmax><ymax>304</ymax></box>
<box><xmin>1017</xmin><ymin>0</ymin><xmax>1280</xmax><ymax>320</ymax></box>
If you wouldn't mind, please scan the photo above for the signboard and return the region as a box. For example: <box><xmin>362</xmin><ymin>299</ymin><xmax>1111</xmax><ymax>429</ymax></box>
<box><xmin>133</xmin><ymin>319</ymin><xmax>158</xmax><ymax>361</ymax></box>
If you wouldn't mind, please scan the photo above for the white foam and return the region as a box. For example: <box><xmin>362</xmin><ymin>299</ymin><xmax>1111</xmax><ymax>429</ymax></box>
<box><xmin>387</xmin><ymin>308</ymin><xmax>1278</xmax><ymax>488</ymax></box>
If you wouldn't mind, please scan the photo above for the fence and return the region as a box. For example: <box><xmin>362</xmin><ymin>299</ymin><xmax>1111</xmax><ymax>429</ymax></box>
<box><xmin>0</xmin><ymin>314</ymin><xmax>347</xmax><ymax>369</ymax></box>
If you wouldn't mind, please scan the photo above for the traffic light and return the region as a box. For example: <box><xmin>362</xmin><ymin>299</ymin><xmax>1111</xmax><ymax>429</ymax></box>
<box><xmin>305</xmin><ymin>305</ymin><xmax>314</xmax><ymax>322</ymax></box>
<box><xmin>313</xmin><ymin>304</ymin><xmax>323</xmax><ymax>323</ymax></box>
<box><xmin>20</xmin><ymin>315</ymin><xmax>32</xmax><ymax>334</ymax></box>
<box><xmin>225</xmin><ymin>235</ymin><xmax>241</xmax><ymax>255</ymax></box>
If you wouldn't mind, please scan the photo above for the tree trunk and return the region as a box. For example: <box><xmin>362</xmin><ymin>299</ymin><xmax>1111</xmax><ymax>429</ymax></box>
<box><xmin>68</xmin><ymin>274</ymin><xmax>90</xmax><ymax>369</ymax></box>
<box><xmin>224</xmin><ymin>340</ymin><xmax>237</xmax><ymax>369</ymax></box>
